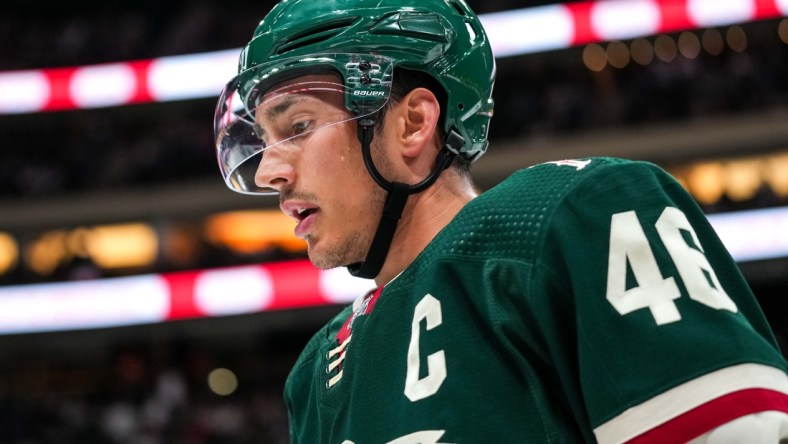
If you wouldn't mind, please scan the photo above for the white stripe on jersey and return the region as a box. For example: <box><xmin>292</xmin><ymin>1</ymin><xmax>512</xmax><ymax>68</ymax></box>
<box><xmin>593</xmin><ymin>363</ymin><xmax>788</xmax><ymax>444</ymax></box>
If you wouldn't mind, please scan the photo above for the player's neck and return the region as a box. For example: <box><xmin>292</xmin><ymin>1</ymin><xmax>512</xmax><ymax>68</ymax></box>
<box><xmin>374</xmin><ymin>173</ymin><xmax>477</xmax><ymax>286</ymax></box>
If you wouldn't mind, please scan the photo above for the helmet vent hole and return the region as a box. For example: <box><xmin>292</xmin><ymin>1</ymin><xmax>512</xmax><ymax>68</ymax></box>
<box><xmin>275</xmin><ymin>18</ymin><xmax>358</xmax><ymax>54</ymax></box>
<box><xmin>449</xmin><ymin>1</ymin><xmax>467</xmax><ymax>16</ymax></box>
<box><xmin>457</xmin><ymin>103</ymin><xmax>464</xmax><ymax>111</ymax></box>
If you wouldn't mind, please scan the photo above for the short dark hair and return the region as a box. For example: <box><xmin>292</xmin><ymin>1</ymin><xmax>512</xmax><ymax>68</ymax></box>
<box><xmin>376</xmin><ymin>67</ymin><xmax>472</xmax><ymax>177</ymax></box>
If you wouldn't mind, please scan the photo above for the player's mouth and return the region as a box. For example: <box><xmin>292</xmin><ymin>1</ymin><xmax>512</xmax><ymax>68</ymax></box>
<box><xmin>281</xmin><ymin>201</ymin><xmax>320</xmax><ymax>238</ymax></box>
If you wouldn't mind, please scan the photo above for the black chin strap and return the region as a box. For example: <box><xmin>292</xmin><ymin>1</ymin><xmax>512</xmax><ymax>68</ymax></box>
<box><xmin>347</xmin><ymin>116</ymin><xmax>462</xmax><ymax>279</ymax></box>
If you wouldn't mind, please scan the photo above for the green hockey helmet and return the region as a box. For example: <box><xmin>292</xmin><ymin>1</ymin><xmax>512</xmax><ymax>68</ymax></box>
<box><xmin>214</xmin><ymin>0</ymin><xmax>496</xmax><ymax>194</ymax></box>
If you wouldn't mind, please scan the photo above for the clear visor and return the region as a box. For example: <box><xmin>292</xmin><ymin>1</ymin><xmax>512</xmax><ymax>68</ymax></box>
<box><xmin>214</xmin><ymin>54</ymin><xmax>393</xmax><ymax>194</ymax></box>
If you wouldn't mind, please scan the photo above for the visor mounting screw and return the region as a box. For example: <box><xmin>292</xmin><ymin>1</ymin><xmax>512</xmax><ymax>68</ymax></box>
<box><xmin>360</xmin><ymin>74</ymin><xmax>372</xmax><ymax>85</ymax></box>
<box><xmin>359</xmin><ymin>60</ymin><xmax>372</xmax><ymax>71</ymax></box>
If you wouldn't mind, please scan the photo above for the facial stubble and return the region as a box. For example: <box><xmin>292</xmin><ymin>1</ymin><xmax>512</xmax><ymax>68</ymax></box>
<box><xmin>307</xmin><ymin>138</ymin><xmax>391</xmax><ymax>271</ymax></box>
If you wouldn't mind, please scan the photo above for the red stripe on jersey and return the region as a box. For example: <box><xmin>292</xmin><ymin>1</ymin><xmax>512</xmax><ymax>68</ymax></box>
<box><xmin>336</xmin><ymin>286</ymin><xmax>383</xmax><ymax>344</ymax></box>
<box><xmin>627</xmin><ymin>388</ymin><xmax>788</xmax><ymax>443</ymax></box>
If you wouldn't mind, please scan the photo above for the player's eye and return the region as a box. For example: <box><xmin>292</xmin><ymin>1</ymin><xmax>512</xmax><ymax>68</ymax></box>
<box><xmin>292</xmin><ymin>120</ymin><xmax>312</xmax><ymax>136</ymax></box>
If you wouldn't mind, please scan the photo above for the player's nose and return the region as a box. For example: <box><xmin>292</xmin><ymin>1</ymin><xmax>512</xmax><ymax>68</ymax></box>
<box><xmin>255</xmin><ymin>147</ymin><xmax>296</xmax><ymax>193</ymax></box>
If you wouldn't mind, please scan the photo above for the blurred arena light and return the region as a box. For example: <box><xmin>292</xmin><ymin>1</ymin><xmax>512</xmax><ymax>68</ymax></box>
<box><xmin>764</xmin><ymin>153</ymin><xmax>788</xmax><ymax>196</ymax></box>
<box><xmin>670</xmin><ymin>151</ymin><xmax>788</xmax><ymax>204</ymax></box>
<box><xmin>27</xmin><ymin>230</ymin><xmax>69</xmax><ymax>276</ymax></box>
<box><xmin>686</xmin><ymin>162</ymin><xmax>726</xmax><ymax>205</ymax></box>
<box><xmin>208</xmin><ymin>368</ymin><xmax>239</xmax><ymax>396</ymax></box>
<box><xmin>0</xmin><ymin>0</ymin><xmax>786</xmax><ymax>114</ymax></box>
<box><xmin>0</xmin><ymin>232</ymin><xmax>18</xmax><ymax>275</ymax></box>
<box><xmin>655</xmin><ymin>34</ymin><xmax>680</xmax><ymax>62</ymax></box>
<box><xmin>780</xmin><ymin>18</ymin><xmax>788</xmax><ymax>42</ymax></box>
<box><xmin>702</xmin><ymin>28</ymin><xmax>726</xmax><ymax>54</ymax></box>
<box><xmin>86</xmin><ymin>223</ymin><xmax>158</xmax><ymax>269</ymax></box>
<box><xmin>677</xmin><ymin>31</ymin><xmax>702</xmax><ymax>58</ymax></box>
<box><xmin>723</xmin><ymin>159</ymin><xmax>763</xmax><ymax>201</ymax></box>
<box><xmin>0</xmin><ymin>204</ymin><xmax>784</xmax><ymax>335</ymax></box>
<box><xmin>708</xmin><ymin>206</ymin><xmax>788</xmax><ymax>262</ymax></box>
<box><xmin>0</xmin><ymin>260</ymin><xmax>373</xmax><ymax>334</ymax></box>
<box><xmin>606</xmin><ymin>41</ymin><xmax>631</xmax><ymax>68</ymax></box>
<box><xmin>205</xmin><ymin>210</ymin><xmax>305</xmax><ymax>254</ymax></box>
<box><xmin>687</xmin><ymin>0</ymin><xmax>758</xmax><ymax>27</ymax></box>
<box><xmin>726</xmin><ymin>24</ymin><xmax>749</xmax><ymax>52</ymax></box>
<box><xmin>26</xmin><ymin>223</ymin><xmax>158</xmax><ymax>276</ymax></box>
<box><xmin>630</xmin><ymin>38</ymin><xmax>656</xmax><ymax>64</ymax></box>
<box><xmin>582</xmin><ymin>43</ymin><xmax>608</xmax><ymax>71</ymax></box>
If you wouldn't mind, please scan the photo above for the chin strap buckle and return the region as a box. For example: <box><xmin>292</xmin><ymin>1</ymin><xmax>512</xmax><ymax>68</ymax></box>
<box><xmin>444</xmin><ymin>127</ymin><xmax>465</xmax><ymax>156</ymax></box>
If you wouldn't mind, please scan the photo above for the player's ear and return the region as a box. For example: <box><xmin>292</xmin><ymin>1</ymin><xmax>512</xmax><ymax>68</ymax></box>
<box><xmin>392</xmin><ymin>87</ymin><xmax>441</xmax><ymax>159</ymax></box>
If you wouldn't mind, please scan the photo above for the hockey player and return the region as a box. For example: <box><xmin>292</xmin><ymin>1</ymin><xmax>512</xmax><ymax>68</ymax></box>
<box><xmin>213</xmin><ymin>0</ymin><xmax>788</xmax><ymax>441</ymax></box>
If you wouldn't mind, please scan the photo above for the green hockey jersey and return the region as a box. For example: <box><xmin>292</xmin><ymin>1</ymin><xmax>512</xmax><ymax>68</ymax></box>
<box><xmin>284</xmin><ymin>157</ymin><xmax>788</xmax><ymax>443</ymax></box>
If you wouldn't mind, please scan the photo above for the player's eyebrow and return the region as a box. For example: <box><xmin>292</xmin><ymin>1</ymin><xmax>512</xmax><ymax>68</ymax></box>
<box><xmin>263</xmin><ymin>94</ymin><xmax>308</xmax><ymax>121</ymax></box>
<box><xmin>255</xmin><ymin>94</ymin><xmax>312</xmax><ymax>141</ymax></box>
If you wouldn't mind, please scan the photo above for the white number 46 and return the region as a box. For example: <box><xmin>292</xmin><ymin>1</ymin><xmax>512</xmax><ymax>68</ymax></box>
<box><xmin>606</xmin><ymin>207</ymin><xmax>737</xmax><ymax>325</ymax></box>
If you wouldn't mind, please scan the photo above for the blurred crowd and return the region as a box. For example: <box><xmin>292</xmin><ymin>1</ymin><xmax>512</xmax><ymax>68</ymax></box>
<box><xmin>495</xmin><ymin>34</ymin><xmax>788</xmax><ymax>136</ymax></box>
<box><xmin>0</xmin><ymin>103</ymin><xmax>217</xmax><ymax>197</ymax></box>
<box><xmin>0</xmin><ymin>0</ymin><xmax>261</xmax><ymax>71</ymax></box>
<box><xmin>0</xmin><ymin>3</ymin><xmax>786</xmax><ymax>201</ymax></box>
<box><xmin>0</xmin><ymin>0</ymin><xmax>531</xmax><ymax>72</ymax></box>
<box><xmin>0</xmin><ymin>317</ymin><xmax>325</xmax><ymax>443</ymax></box>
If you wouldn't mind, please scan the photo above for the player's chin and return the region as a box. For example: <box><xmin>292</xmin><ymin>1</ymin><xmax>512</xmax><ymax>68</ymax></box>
<box><xmin>305</xmin><ymin>244</ymin><xmax>343</xmax><ymax>270</ymax></box>
<box><xmin>307</xmin><ymin>238</ymin><xmax>365</xmax><ymax>271</ymax></box>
